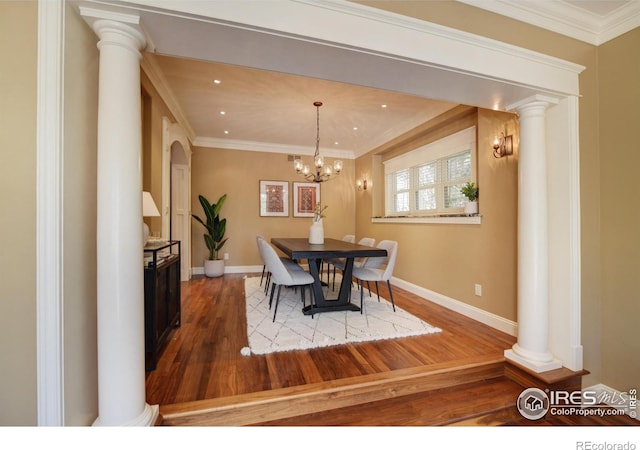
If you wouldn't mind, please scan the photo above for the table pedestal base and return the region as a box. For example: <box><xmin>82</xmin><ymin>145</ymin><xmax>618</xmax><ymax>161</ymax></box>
<box><xmin>303</xmin><ymin>302</ymin><xmax>360</xmax><ymax>315</ymax></box>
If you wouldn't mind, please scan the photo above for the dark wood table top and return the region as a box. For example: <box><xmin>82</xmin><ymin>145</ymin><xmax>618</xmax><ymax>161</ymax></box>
<box><xmin>271</xmin><ymin>237</ymin><xmax>386</xmax><ymax>260</ymax></box>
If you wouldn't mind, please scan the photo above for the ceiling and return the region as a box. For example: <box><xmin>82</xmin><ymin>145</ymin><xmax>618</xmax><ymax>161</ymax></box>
<box><xmin>138</xmin><ymin>0</ymin><xmax>640</xmax><ymax>159</ymax></box>
<box><xmin>147</xmin><ymin>53</ymin><xmax>458</xmax><ymax>158</ymax></box>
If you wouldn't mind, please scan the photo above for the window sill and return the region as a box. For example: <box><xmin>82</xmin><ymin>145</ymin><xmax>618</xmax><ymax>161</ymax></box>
<box><xmin>371</xmin><ymin>215</ymin><xmax>481</xmax><ymax>225</ymax></box>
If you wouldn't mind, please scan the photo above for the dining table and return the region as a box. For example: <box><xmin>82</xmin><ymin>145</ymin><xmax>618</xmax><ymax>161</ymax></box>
<box><xmin>270</xmin><ymin>237</ymin><xmax>387</xmax><ymax>315</ymax></box>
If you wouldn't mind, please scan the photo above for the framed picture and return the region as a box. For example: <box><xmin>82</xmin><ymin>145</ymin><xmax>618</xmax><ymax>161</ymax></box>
<box><xmin>293</xmin><ymin>182</ymin><xmax>320</xmax><ymax>217</ymax></box>
<box><xmin>259</xmin><ymin>180</ymin><xmax>289</xmax><ymax>217</ymax></box>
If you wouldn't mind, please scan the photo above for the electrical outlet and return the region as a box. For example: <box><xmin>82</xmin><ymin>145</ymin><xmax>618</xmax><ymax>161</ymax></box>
<box><xmin>474</xmin><ymin>284</ymin><xmax>482</xmax><ymax>297</ymax></box>
<box><xmin>224</xmin><ymin>252</ymin><xmax>229</xmax><ymax>260</ymax></box>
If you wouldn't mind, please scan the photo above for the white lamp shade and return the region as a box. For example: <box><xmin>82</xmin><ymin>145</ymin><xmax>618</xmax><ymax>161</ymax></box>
<box><xmin>142</xmin><ymin>191</ymin><xmax>160</xmax><ymax>217</ymax></box>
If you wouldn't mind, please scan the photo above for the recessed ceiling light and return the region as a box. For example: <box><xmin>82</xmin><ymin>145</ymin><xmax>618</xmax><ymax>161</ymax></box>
<box><xmin>213</xmin><ymin>79</ymin><xmax>221</xmax><ymax>84</ymax></box>
<box><xmin>334</xmin><ymin>141</ymin><xmax>339</xmax><ymax>145</ymax></box>
<box><xmin>220</xmin><ymin>111</ymin><xmax>226</xmax><ymax>115</ymax></box>
<box><xmin>224</xmin><ymin>130</ymin><xmax>229</xmax><ymax>135</ymax></box>
<box><xmin>381</xmin><ymin>104</ymin><xmax>388</xmax><ymax>108</ymax></box>
<box><xmin>353</xmin><ymin>127</ymin><xmax>358</xmax><ymax>131</ymax></box>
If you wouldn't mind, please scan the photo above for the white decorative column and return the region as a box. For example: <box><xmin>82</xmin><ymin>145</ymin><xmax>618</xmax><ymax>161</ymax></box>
<box><xmin>81</xmin><ymin>8</ymin><xmax>158</xmax><ymax>426</ymax></box>
<box><xmin>505</xmin><ymin>95</ymin><xmax>562</xmax><ymax>373</ymax></box>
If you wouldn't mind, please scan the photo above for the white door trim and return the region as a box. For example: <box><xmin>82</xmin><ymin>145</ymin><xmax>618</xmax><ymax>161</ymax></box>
<box><xmin>36</xmin><ymin>0</ymin><xmax>65</xmax><ymax>426</ymax></box>
<box><xmin>162</xmin><ymin>117</ymin><xmax>191</xmax><ymax>280</ymax></box>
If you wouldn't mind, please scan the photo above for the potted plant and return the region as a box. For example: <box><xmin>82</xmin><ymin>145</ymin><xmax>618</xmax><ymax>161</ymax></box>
<box><xmin>192</xmin><ymin>193</ymin><xmax>228</xmax><ymax>277</ymax></box>
<box><xmin>460</xmin><ymin>182</ymin><xmax>479</xmax><ymax>215</ymax></box>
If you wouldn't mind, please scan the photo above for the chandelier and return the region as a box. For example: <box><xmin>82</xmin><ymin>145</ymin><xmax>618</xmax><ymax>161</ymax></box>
<box><xmin>294</xmin><ymin>101</ymin><xmax>343</xmax><ymax>183</ymax></box>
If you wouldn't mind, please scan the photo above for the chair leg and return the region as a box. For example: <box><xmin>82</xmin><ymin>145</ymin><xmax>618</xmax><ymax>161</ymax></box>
<box><xmin>273</xmin><ymin>284</ymin><xmax>282</xmax><ymax>322</ymax></box>
<box><xmin>332</xmin><ymin>266</ymin><xmax>337</xmax><ymax>291</ymax></box>
<box><xmin>360</xmin><ymin>280</ymin><xmax>364</xmax><ymax>314</ymax></box>
<box><xmin>265</xmin><ymin>272</ymin><xmax>272</xmax><ymax>295</ymax></box>
<box><xmin>387</xmin><ymin>280</ymin><xmax>396</xmax><ymax>312</ymax></box>
<box><xmin>268</xmin><ymin>283</ymin><xmax>276</xmax><ymax>309</ymax></box>
<box><xmin>366</xmin><ymin>281</ymin><xmax>372</xmax><ymax>297</ymax></box>
<box><xmin>375</xmin><ymin>281</ymin><xmax>380</xmax><ymax>301</ymax></box>
<box><xmin>264</xmin><ymin>272</ymin><xmax>269</xmax><ymax>294</ymax></box>
<box><xmin>301</xmin><ymin>285</ymin><xmax>314</xmax><ymax>319</ymax></box>
<box><xmin>260</xmin><ymin>265</ymin><xmax>265</xmax><ymax>286</ymax></box>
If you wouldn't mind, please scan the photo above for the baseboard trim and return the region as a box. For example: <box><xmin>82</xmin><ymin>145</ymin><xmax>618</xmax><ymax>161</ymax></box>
<box><xmin>391</xmin><ymin>277</ymin><xmax>518</xmax><ymax>336</ymax></box>
<box><xmin>192</xmin><ymin>265</ymin><xmax>263</xmax><ymax>276</ymax></box>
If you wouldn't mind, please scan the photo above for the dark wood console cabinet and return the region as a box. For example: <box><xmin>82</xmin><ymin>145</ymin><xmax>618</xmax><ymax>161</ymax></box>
<box><xmin>144</xmin><ymin>240</ymin><xmax>181</xmax><ymax>371</ymax></box>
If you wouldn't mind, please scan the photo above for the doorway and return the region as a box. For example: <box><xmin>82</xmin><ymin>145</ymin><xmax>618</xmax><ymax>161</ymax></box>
<box><xmin>163</xmin><ymin>118</ymin><xmax>191</xmax><ymax>281</ymax></box>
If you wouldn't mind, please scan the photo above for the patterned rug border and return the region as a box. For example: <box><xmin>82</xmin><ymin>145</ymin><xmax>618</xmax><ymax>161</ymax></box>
<box><xmin>242</xmin><ymin>275</ymin><xmax>441</xmax><ymax>355</ymax></box>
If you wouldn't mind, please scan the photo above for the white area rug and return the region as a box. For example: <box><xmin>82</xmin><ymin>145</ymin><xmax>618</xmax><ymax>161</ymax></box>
<box><xmin>242</xmin><ymin>275</ymin><xmax>441</xmax><ymax>355</ymax></box>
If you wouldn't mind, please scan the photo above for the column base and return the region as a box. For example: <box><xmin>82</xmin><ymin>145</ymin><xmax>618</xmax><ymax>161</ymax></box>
<box><xmin>93</xmin><ymin>403</ymin><xmax>159</xmax><ymax>426</ymax></box>
<box><xmin>505</xmin><ymin>348</ymin><xmax>562</xmax><ymax>373</ymax></box>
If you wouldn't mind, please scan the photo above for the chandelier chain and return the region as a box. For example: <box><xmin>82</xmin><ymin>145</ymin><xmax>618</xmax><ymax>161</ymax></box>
<box><xmin>293</xmin><ymin>101</ymin><xmax>343</xmax><ymax>183</ymax></box>
<box><xmin>314</xmin><ymin>102</ymin><xmax>321</xmax><ymax>160</ymax></box>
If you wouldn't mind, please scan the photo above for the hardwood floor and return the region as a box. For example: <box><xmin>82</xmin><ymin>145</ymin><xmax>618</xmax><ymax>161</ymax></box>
<box><xmin>145</xmin><ymin>273</ymin><xmax>637</xmax><ymax>427</ymax></box>
<box><xmin>145</xmin><ymin>273</ymin><xmax>514</xmax><ymax>404</ymax></box>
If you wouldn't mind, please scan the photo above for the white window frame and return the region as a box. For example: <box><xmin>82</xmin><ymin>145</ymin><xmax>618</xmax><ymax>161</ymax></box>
<box><xmin>384</xmin><ymin>127</ymin><xmax>476</xmax><ymax>217</ymax></box>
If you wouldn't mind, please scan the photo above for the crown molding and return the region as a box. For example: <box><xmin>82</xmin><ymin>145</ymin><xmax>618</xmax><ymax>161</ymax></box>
<box><xmin>458</xmin><ymin>0</ymin><xmax>640</xmax><ymax>45</ymax></box>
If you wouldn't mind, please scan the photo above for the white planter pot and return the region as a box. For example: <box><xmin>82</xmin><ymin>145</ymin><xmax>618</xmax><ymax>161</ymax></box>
<box><xmin>464</xmin><ymin>201</ymin><xmax>478</xmax><ymax>215</ymax></box>
<box><xmin>204</xmin><ymin>259</ymin><xmax>225</xmax><ymax>277</ymax></box>
<box><xmin>309</xmin><ymin>219</ymin><xmax>324</xmax><ymax>244</ymax></box>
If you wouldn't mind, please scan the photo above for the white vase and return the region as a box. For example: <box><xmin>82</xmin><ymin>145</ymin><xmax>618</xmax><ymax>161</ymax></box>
<box><xmin>309</xmin><ymin>219</ymin><xmax>324</xmax><ymax>244</ymax></box>
<box><xmin>204</xmin><ymin>259</ymin><xmax>225</xmax><ymax>277</ymax></box>
<box><xmin>464</xmin><ymin>201</ymin><xmax>478</xmax><ymax>215</ymax></box>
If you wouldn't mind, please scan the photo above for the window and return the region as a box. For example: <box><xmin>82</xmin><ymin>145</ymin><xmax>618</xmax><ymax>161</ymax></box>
<box><xmin>384</xmin><ymin>127</ymin><xmax>476</xmax><ymax>216</ymax></box>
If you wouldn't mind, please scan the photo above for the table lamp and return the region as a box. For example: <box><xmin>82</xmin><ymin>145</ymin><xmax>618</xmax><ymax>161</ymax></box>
<box><xmin>142</xmin><ymin>191</ymin><xmax>160</xmax><ymax>245</ymax></box>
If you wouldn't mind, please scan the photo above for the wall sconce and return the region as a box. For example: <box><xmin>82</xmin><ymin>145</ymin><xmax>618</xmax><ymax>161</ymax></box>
<box><xmin>357</xmin><ymin>179</ymin><xmax>367</xmax><ymax>191</ymax></box>
<box><xmin>492</xmin><ymin>132</ymin><xmax>513</xmax><ymax>158</ymax></box>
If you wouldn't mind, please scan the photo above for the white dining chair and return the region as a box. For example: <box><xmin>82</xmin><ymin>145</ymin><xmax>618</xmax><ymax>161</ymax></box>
<box><xmin>331</xmin><ymin>236</ymin><xmax>374</xmax><ymax>290</ymax></box>
<box><xmin>257</xmin><ymin>235</ymin><xmax>304</xmax><ymax>295</ymax></box>
<box><xmin>259</xmin><ymin>239</ymin><xmax>315</xmax><ymax>322</ymax></box>
<box><xmin>352</xmin><ymin>240</ymin><xmax>398</xmax><ymax>314</ymax></box>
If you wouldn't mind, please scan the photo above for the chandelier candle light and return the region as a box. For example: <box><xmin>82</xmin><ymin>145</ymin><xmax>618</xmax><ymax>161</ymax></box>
<box><xmin>294</xmin><ymin>101</ymin><xmax>343</xmax><ymax>183</ymax></box>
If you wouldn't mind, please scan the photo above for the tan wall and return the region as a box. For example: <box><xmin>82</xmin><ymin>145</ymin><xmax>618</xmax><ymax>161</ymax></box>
<box><xmin>0</xmin><ymin>1</ymin><xmax>38</xmax><ymax>425</ymax></box>
<box><xmin>62</xmin><ymin>3</ymin><xmax>100</xmax><ymax>425</ymax></box>
<box><xmin>598</xmin><ymin>28</ymin><xmax>640</xmax><ymax>392</ymax></box>
<box><xmin>190</xmin><ymin>148</ymin><xmax>355</xmax><ymax>268</ymax></box>
<box><xmin>356</xmin><ymin>108</ymin><xmax>518</xmax><ymax>320</ymax></box>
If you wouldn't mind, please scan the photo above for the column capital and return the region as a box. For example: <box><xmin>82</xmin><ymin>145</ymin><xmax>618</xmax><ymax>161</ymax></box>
<box><xmin>79</xmin><ymin>6</ymin><xmax>146</xmax><ymax>57</ymax></box>
<box><xmin>507</xmin><ymin>94</ymin><xmax>559</xmax><ymax>113</ymax></box>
